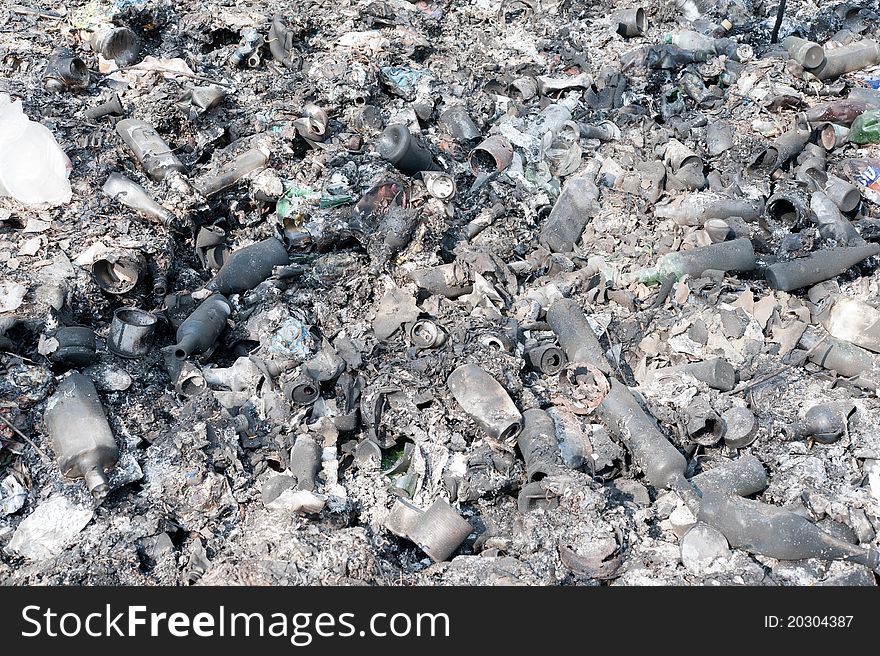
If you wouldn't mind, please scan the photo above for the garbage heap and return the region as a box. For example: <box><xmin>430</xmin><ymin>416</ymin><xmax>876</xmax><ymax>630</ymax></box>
<box><xmin>2</xmin><ymin>0</ymin><xmax>880</xmax><ymax>586</ymax></box>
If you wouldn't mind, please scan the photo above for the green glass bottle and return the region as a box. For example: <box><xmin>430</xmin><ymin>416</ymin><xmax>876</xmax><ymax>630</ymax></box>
<box><xmin>850</xmin><ymin>109</ymin><xmax>880</xmax><ymax>144</ymax></box>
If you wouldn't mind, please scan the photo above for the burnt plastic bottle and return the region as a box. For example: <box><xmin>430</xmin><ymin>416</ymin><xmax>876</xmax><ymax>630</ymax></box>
<box><xmin>409</xmin><ymin>263</ymin><xmax>472</xmax><ymax>298</ymax></box>
<box><xmin>376</xmin><ymin>124</ymin><xmax>437</xmax><ymax>175</ymax></box>
<box><xmin>821</xmin><ymin>123</ymin><xmax>851</xmax><ymax>150</ymax></box>
<box><xmin>765</xmin><ymin>191</ymin><xmax>807</xmax><ymax>225</ymax></box>
<box><xmin>675</xmin><ymin>358</ymin><xmax>737</xmax><ymax>391</ymax></box>
<box><xmin>810</xmin><ymin>190</ymin><xmax>864</xmax><ymax>246</ymax></box>
<box><xmin>751</xmin><ymin>118</ymin><xmax>812</xmax><ymax>170</ymax></box>
<box><xmin>267</xmin><ymin>15</ymin><xmax>299</xmax><ymax>69</ymax></box>
<box><xmin>524</xmin><ymin>343</ymin><xmax>566</xmax><ymax>375</ymax></box>
<box><xmin>547</xmin><ymin>301</ymin><xmax>692</xmax><ymax>492</ymax></box>
<box><xmin>635</xmin><ymin>238</ymin><xmax>756</xmax><ymax>284</ymax></box>
<box><xmin>546</xmin><ymin>298</ymin><xmax>611</xmax><ymax>373</ymax></box>
<box><xmin>176</xmin><ymin>85</ymin><xmax>227</xmax><ymax>120</ymax></box>
<box><xmin>404</xmin><ymin>499</ymin><xmax>473</xmax><ymax>562</ymax></box>
<box><xmin>824</xmin><ymin>174</ymin><xmax>861</xmax><ymax>213</ymax></box>
<box><xmin>205</xmin><ymin>238</ymin><xmax>289</xmax><ymax>296</ymax></box>
<box><xmin>697</xmin><ymin>489</ymin><xmax>880</xmax><ymax>571</ymax></box>
<box><xmin>764</xmin><ymin>243</ymin><xmax>880</xmax><ymax>291</ymax></box>
<box><xmin>612</xmin><ymin>8</ymin><xmax>646</xmax><ymax>37</ymax></box>
<box><xmin>230</xmin><ymin>29</ymin><xmax>263</xmax><ymax>67</ymax></box>
<box><xmin>171</xmin><ymin>294</ymin><xmax>232</xmax><ymax>360</ymax></box>
<box><xmin>43</xmin><ymin>48</ymin><xmax>89</xmax><ymax>91</ymax></box>
<box><xmin>628</xmin><ymin>45</ymin><xmax>710</xmax><ymax>70</ymax></box>
<box><xmin>447</xmin><ymin>364</ymin><xmax>522</xmax><ymax>444</ymax></box>
<box><xmin>539</xmin><ymin>175</ymin><xmax>600</xmax><ymax>253</ymax></box>
<box><xmin>517</xmin><ymin>409</ymin><xmax>561</xmax><ymax>481</ymax></box>
<box><xmin>115</xmin><ymin>118</ymin><xmax>186</xmax><ymax>182</ymax></box>
<box><xmin>50</xmin><ymin>327</ymin><xmax>97</xmax><ymax>367</ymax></box>
<box><xmin>579</xmin><ymin>120</ymin><xmax>620</xmax><ymax>142</ymax></box>
<box><xmin>439</xmin><ymin>105</ymin><xmax>481</xmax><ymax>142</ymax></box>
<box><xmin>284</xmin><ymin>374</ymin><xmax>320</xmax><ymax>405</ymax></box>
<box><xmin>44</xmin><ymin>373</ymin><xmax>118</xmax><ymax>499</ymax></box>
<box><xmin>90</xmin><ymin>26</ymin><xmax>140</xmax><ymax>66</ymax></box>
<box><xmin>84</xmin><ymin>93</ymin><xmax>125</xmax><ymax>120</ymax></box>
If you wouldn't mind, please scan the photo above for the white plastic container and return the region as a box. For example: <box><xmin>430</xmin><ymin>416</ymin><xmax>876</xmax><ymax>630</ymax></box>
<box><xmin>0</xmin><ymin>94</ymin><xmax>72</xmax><ymax>206</ymax></box>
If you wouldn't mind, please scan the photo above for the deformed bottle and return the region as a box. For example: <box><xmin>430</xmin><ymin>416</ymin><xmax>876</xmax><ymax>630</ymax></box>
<box><xmin>524</xmin><ymin>343</ymin><xmax>565</xmax><ymax>375</ymax></box>
<box><xmin>290</xmin><ymin>435</ymin><xmax>323</xmax><ymax>491</ymax></box>
<box><xmin>44</xmin><ymin>372</ymin><xmax>119</xmax><ymax>499</ymax></box>
<box><xmin>750</xmin><ymin>118</ymin><xmax>812</xmax><ymax>170</ymax></box>
<box><xmin>623</xmin><ymin>45</ymin><xmax>711</xmax><ymax>71</ymax></box>
<box><xmin>784</xmin><ymin>401</ymin><xmax>856</xmax><ymax>444</ymax></box>
<box><xmin>546</xmin><ymin>300</ymin><xmax>694</xmax><ymax>493</ymax></box>
<box><xmin>819</xmin><ymin>173</ymin><xmax>861</xmax><ymax>213</ymax></box>
<box><xmin>376</xmin><ymin>124</ymin><xmax>437</xmax><ymax>175</ymax></box>
<box><xmin>409</xmin><ymin>263</ymin><xmax>473</xmax><ymax>298</ymax></box>
<box><xmin>404</xmin><ymin>499</ymin><xmax>473</xmax><ymax>562</ymax></box>
<box><xmin>539</xmin><ymin>175</ymin><xmax>600</xmax><ymax>253</ymax></box>
<box><xmin>84</xmin><ymin>93</ymin><xmax>125</xmax><ymax>120</ymax></box>
<box><xmin>810</xmin><ymin>190</ymin><xmax>864</xmax><ymax>246</ymax></box>
<box><xmin>690</xmin><ymin>455</ymin><xmax>768</xmax><ymax>497</ymax></box>
<box><xmin>673</xmin><ymin>358</ymin><xmax>737</xmax><ymax>391</ymax></box>
<box><xmin>654</xmin><ymin>194</ymin><xmax>764</xmax><ymax>226</ymax></box>
<box><xmin>517</xmin><ymin>409</ymin><xmax>562</xmax><ymax>482</ymax></box>
<box><xmin>783</xmin><ymin>36</ymin><xmax>825</xmax><ymax>69</ymax></box>
<box><xmin>267</xmin><ymin>15</ymin><xmax>299</xmax><ymax>69</ymax></box>
<box><xmin>611</xmin><ymin>8</ymin><xmax>646</xmax><ymax>37</ymax></box>
<box><xmin>90</xmin><ymin>26</ymin><xmax>140</xmax><ymax>66</ymax></box>
<box><xmin>697</xmin><ymin>489</ymin><xmax>880</xmax><ymax>572</ymax></box>
<box><xmin>171</xmin><ymin>294</ymin><xmax>232</xmax><ymax>360</ymax></box>
<box><xmin>799</xmin><ymin>327</ymin><xmax>880</xmax><ymax>390</ymax></box>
